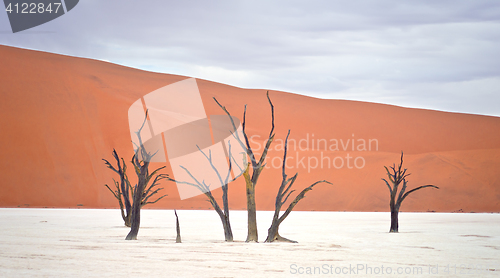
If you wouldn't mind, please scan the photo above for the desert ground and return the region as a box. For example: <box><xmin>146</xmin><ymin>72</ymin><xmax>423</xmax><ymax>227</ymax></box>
<box><xmin>0</xmin><ymin>208</ymin><xmax>499</xmax><ymax>277</ymax></box>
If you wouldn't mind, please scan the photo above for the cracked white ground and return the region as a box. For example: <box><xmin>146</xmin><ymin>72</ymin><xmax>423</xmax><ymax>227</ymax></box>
<box><xmin>0</xmin><ymin>209</ymin><xmax>499</xmax><ymax>277</ymax></box>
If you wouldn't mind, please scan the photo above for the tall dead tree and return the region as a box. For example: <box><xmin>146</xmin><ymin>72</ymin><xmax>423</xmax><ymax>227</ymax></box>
<box><xmin>104</xmin><ymin>110</ymin><xmax>167</xmax><ymax>240</ymax></box>
<box><xmin>167</xmin><ymin>142</ymin><xmax>243</xmax><ymax>242</ymax></box>
<box><xmin>125</xmin><ymin>111</ymin><xmax>169</xmax><ymax>240</ymax></box>
<box><xmin>382</xmin><ymin>152</ymin><xmax>439</xmax><ymax>233</ymax></box>
<box><xmin>265</xmin><ymin>131</ymin><xmax>331</xmax><ymax>243</ymax></box>
<box><xmin>104</xmin><ymin>150</ymin><xmax>132</xmax><ymax>227</ymax></box>
<box><xmin>214</xmin><ymin>91</ymin><xmax>275</xmax><ymax>242</ymax></box>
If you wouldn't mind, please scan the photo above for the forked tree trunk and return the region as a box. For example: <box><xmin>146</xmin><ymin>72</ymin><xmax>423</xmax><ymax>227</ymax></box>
<box><xmin>122</xmin><ymin>196</ymin><xmax>131</xmax><ymax>227</ymax></box>
<box><xmin>125</xmin><ymin>198</ymin><xmax>141</xmax><ymax>240</ymax></box>
<box><xmin>222</xmin><ymin>216</ymin><xmax>233</xmax><ymax>242</ymax></box>
<box><xmin>266</xmin><ymin>214</ymin><xmax>297</xmax><ymax>243</ymax></box>
<box><xmin>126</xmin><ymin>170</ymin><xmax>147</xmax><ymax>240</ymax></box>
<box><xmin>123</xmin><ymin>188</ymin><xmax>132</xmax><ymax>227</ymax></box>
<box><xmin>124</xmin><ymin>215</ymin><xmax>131</xmax><ymax>227</ymax></box>
<box><xmin>209</xmin><ymin>192</ymin><xmax>233</xmax><ymax>242</ymax></box>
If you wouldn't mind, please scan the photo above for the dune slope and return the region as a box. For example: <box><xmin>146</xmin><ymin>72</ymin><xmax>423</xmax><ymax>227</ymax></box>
<box><xmin>0</xmin><ymin>45</ymin><xmax>499</xmax><ymax>212</ymax></box>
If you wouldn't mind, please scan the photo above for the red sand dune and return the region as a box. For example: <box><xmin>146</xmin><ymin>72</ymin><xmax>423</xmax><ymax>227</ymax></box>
<box><xmin>1</xmin><ymin>45</ymin><xmax>499</xmax><ymax>212</ymax></box>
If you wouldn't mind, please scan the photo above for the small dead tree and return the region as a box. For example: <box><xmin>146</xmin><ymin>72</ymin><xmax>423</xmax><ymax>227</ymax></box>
<box><xmin>103</xmin><ymin>150</ymin><xmax>132</xmax><ymax>227</ymax></box>
<box><xmin>174</xmin><ymin>210</ymin><xmax>181</xmax><ymax>243</ymax></box>
<box><xmin>167</xmin><ymin>142</ymin><xmax>243</xmax><ymax>242</ymax></box>
<box><xmin>265</xmin><ymin>131</ymin><xmax>331</xmax><ymax>243</ymax></box>
<box><xmin>214</xmin><ymin>91</ymin><xmax>275</xmax><ymax>242</ymax></box>
<box><xmin>382</xmin><ymin>152</ymin><xmax>439</xmax><ymax>233</ymax></box>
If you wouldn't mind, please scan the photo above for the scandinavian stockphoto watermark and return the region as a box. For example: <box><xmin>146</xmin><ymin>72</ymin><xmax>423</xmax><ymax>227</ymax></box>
<box><xmin>3</xmin><ymin>0</ymin><xmax>79</xmax><ymax>33</ymax></box>
<box><xmin>250</xmin><ymin>133</ymin><xmax>378</xmax><ymax>173</ymax></box>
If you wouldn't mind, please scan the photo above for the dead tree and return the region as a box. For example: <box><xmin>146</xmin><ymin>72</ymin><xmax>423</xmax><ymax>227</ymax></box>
<box><xmin>382</xmin><ymin>152</ymin><xmax>439</xmax><ymax>233</ymax></box>
<box><xmin>125</xmin><ymin>111</ymin><xmax>169</xmax><ymax>240</ymax></box>
<box><xmin>167</xmin><ymin>142</ymin><xmax>243</xmax><ymax>242</ymax></box>
<box><xmin>102</xmin><ymin>110</ymin><xmax>168</xmax><ymax>240</ymax></box>
<box><xmin>214</xmin><ymin>91</ymin><xmax>275</xmax><ymax>242</ymax></box>
<box><xmin>174</xmin><ymin>210</ymin><xmax>181</xmax><ymax>243</ymax></box>
<box><xmin>265</xmin><ymin>131</ymin><xmax>331</xmax><ymax>243</ymax></box>
<box><xmin>103</xmin><ymin>150</ymin><xmax>132</xmax><ymax>227</ymax></box>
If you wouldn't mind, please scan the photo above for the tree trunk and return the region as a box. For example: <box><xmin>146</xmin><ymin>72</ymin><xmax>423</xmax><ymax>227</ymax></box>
<box><xmin>243</xmin><ymin>162</ymin><xmax>258</xmax><ymax>242</ymax></box>
<box><xmin>126</xmin><ymin>169</ymin><xmax>147</xmax><ymax>240</ymax></box>
<box><xmin>265</xmin><ymin>209</ymin><xmax>297</xmax><ymax>243</ymax></box>
<box><xmin>125</xmin><ymin>197</ymin><xmax>141</xmax><ymax>240</ymax></box>
<box><xmin>175</xmin><ymin>210</ymin><xmax>181</xmax><ymax>243</ymax></box>
<box><xmin>222</xmin><ymin>216</ymin><xmax>233</xmax><ymax>242</ymax></box>
<box><xmin>123</xmin><ymin>200</ymin><xmax>131</xmax><ymax>227</ymax></box>
<box><xmin>267</xmin><ymin>231</ymin><xmax>297</xmax><ymax>243</ymax></box>
<box><xmin>118</xmin><ymin>197</ymin><xmax>131</xmax><ymax>227</ymax></box>
<box><xmin>206</xmin><ymin>190</ymin><xmax>234</xmax><ymax>242</ymax></box>
<box><xmin>246</xmin><ymin>186</ymin><xmax>258</xmax><ymax>242</ymax></box>
<box><xmin>214</xmin><ymin>207</ymin><xmax>233</xmax><ymax>242</ymax></box>
<box><xmin>265</xmin><ymin>218</ymin><xmax>279</xmax><ymax>242</ymax></box>
<box><xmin>124</xmin><ymin>215</ymin><xmax>131</xmax><ymax>227</ymax></box>
<box><xmin>390</xmin><ymin>208</ymin><xmax>399</xmax><ymax>233</ymax></box>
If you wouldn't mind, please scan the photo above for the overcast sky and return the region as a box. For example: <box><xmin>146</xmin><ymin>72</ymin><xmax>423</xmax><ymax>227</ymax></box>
<box><xmin>1</xmin><ymin>0</ymin><xmax>499</xmax><ymax>116</ymax></box>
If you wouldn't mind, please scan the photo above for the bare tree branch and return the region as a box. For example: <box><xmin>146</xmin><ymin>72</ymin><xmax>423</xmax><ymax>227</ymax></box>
<box><xmin>382</xmin><ymin>178</ymin><xmax>392</xmax><ymax>194</ymax></box>
<box><xmin>400</xmin><ymin>185</ymin><xmax>439</xmax><ymax>204</ymax></box>
<box><xmin>278</xmin><ymin>180</ymin><xmax>332</xmax><ymax>225</ymax></box>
